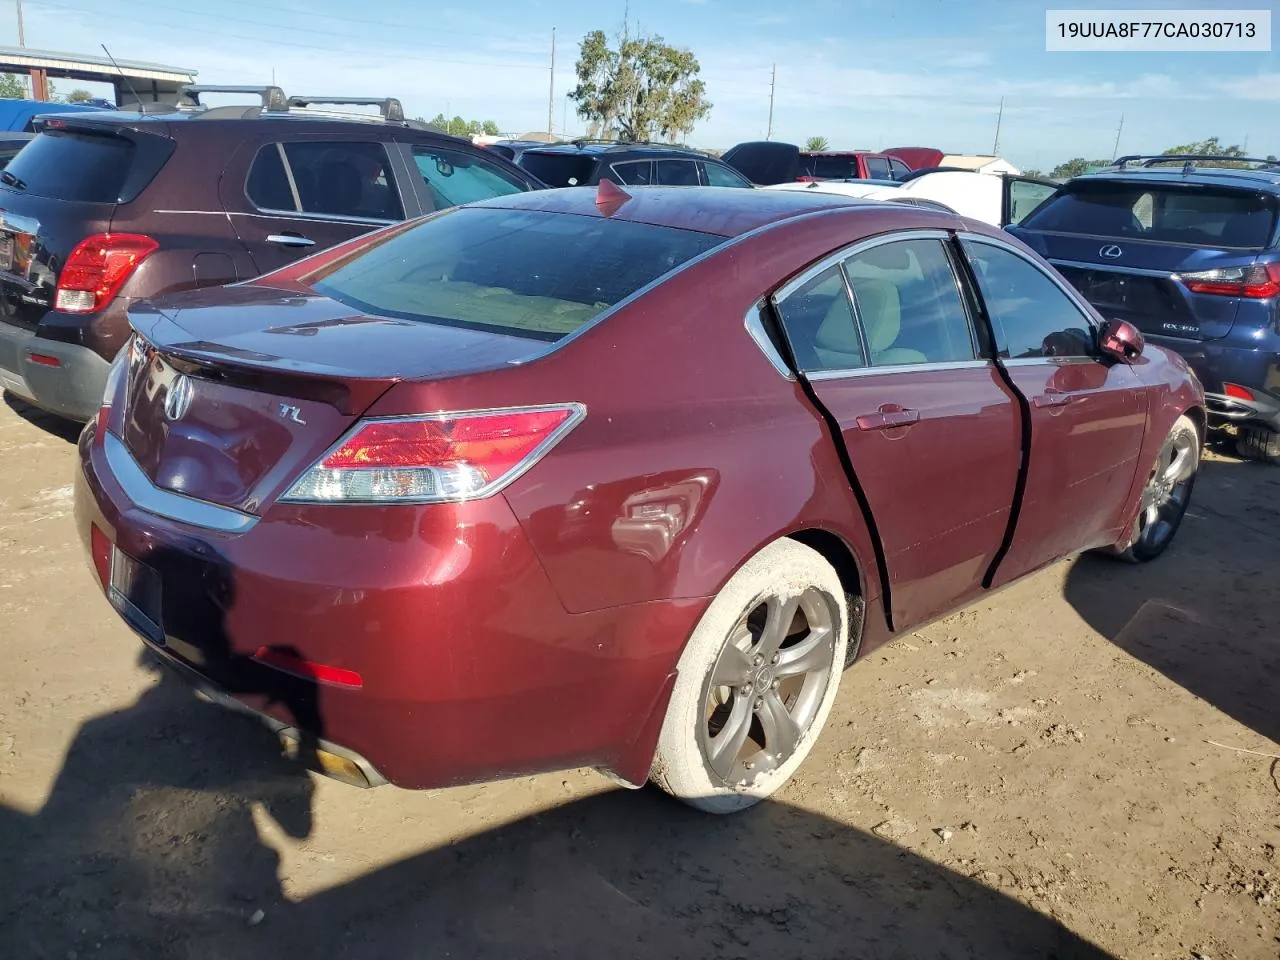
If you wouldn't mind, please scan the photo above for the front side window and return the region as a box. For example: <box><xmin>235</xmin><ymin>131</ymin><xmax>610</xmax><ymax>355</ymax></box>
<box><xmin>842</xmin><ymin>238</ymin><xmax>975</xmax><ymax>366</ymax></box>
<box><xmin>306</xmin><ymin>208</ymin><xmax>725</xmax><ymax>341</ymax></box>
<box><xmin>865</xmin><ymin>157</ymin><xmax>892</xmax><ymax>180</ymax></box>
<box><xmin>411</xmin><ymin>145</ymin><xmax>527</xmax><ymax>211</ymax></box>
<box><xmin>1007</xmin><ymin>179</ymin><xmax>1059</xmax><ymax>225</ymax></box>
<box><xmin>702</xmin><ymin>161</ymin><xmax>752</xmax><ymax>188</ymax></box>
<box><xmin>888</xmin><ymin>158</ymin><xmax>911</xmax><ymax>180</ymax></box>
<box><xmin>962</xmin><ymin>239</ymin><xmax>1096</xmax><ymax>359</ymax></box>
<box><xmin>774</xmin><ymin>266</ymin><xmax>865</xmax><ymax>372</ymax></box>
<box><xmin>518</xmin><ymin>151</ymin><xmax>596</xmax><ymax>187</ymax></box>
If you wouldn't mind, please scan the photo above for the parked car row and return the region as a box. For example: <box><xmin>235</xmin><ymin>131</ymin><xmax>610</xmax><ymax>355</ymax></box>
<box><xmin>0</xmin><ymin>87</ymin><xmax>1265</xmax><ymax>817</ymax></box>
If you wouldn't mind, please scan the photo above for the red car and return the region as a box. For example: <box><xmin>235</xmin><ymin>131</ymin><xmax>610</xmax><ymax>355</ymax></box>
<box><xmin>75</xmin><ymin>183</ymin><xmax>1205</xmax><ymax>813</ymax></box>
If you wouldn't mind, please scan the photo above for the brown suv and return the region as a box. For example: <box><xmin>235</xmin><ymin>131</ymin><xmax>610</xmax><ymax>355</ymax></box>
<box><xmin>0</xmin><ymin>87</ymin><xmax>542</xmax><ymax>421</ymax></box>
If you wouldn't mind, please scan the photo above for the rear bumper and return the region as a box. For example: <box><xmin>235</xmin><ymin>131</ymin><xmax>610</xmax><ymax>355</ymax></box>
<box><xmin>75</xmin><ymin>421</ymin><xmax>702</xmax><ymax>790</ymax></box>
<box><xmin>1145</xmin><ymin>333</ymin><xmax>1280</xmax><ymax>430</ymax></box>
<box><xmin>0</xmin><ymin>320</ymin><xmax>110</xmax><ymax>421</ymax></box>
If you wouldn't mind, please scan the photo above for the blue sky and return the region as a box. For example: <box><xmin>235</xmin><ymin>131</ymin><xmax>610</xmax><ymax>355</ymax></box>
<box><xmin>6</xmin><ymin>0</ymin><xmax>1277</xmax><ymax>171</ymax></box>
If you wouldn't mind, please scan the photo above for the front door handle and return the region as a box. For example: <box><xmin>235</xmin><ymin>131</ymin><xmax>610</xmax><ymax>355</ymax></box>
<box><xmin>1032</xmin><ymin>392</ymin><xmax>1075</xmax><ymax>408</ymax></box>
<box><xmin>856</xmin><ymin>408</ymin><xmax>920</xmax><ymax>431</ymax></box>
<box><xmin>266</xmin><ymin>233</ymin><xmax>316</xmax><ymax>248</ymax></box>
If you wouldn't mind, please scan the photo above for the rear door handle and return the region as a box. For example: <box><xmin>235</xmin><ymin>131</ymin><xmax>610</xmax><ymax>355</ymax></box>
<box><xmin>855</xmin><ymin>408</ymin><xmax>920</xmax><ymax>431</ymax></box>
<box><xmin>266</xmin><ymin>233</ymin><xmax>316</xmax><ymax>248</ymax></box>
<box><xmin>1032</xmin><ymin>392</ymin><xmax>1076</xmax><ymax>408</ymax></box>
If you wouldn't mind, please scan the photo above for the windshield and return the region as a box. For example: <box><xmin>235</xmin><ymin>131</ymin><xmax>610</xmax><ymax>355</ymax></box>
<box><xmin>1019</xmin><ymin>181</ymin><xmax>1279</xmax><ymax>249</ymax></box>
<box><xmin>309</xmin><ymin>207</ymin><xmax>725</xmax><ymax>341</ymax></box>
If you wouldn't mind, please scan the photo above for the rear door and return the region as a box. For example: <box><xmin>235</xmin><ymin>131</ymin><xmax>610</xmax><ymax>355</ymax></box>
<box><xmin>1009</xmin><ymin>179</ymin><xmax>1278</xmax><ymax>342</ymax></box>
<box><xmin>772</xmin><ymin>232</ymin><xmax>1023</xmax><ymax>630</ymax></box>
<box><xmin>223</xmin><ymin>137</ymin><xmax>408</xmax><ymax>274</ymax></box>
<box><xmin>958</xmin><ymin>234</ymin><xmax>1147</xmax><ymax>585</ymax></box>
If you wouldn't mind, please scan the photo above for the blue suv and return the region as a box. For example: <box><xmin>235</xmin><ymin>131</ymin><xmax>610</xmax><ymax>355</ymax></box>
<box><xmin>1009</xmin><ymin>154</ymin><xmax>1280</xmax><ymax>459</ymax></box>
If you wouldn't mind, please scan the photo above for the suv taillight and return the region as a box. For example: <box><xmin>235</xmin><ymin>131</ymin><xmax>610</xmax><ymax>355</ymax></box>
<box><xmin>1177</xmin><ymin>263</ymin><xmax>1280</xmax><ymax>299</ymax></box>
<box><xmin>54</xmin><ymin>233</ymin><xmax>159</xmax><ymax>314</ymax></box>
<box><xmin>280</xmin><ymin>404</ymin><xmax>586</xmax><ymax>504</ymax></box>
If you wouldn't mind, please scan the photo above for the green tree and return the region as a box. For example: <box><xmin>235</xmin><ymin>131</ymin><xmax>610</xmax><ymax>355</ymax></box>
<box><xmin>1159</xmin><ymin>137</ymin><xmax>1251</xmax><ymax>168</ymax></box>
<box><xmin>1049</xmin><ymin>157</ymin><xmax>1112</xmax><ymax>179</ymax></box>
<box><xmin>64</xmin><ymin>88</ymin><xmax>94</xmax><ymax>103</ymax></box>
<box><xmin>425</xmin><ymin>113</ymin><xmax>502</xmax><ymax>138</ymax></box>
<box><xmin>805</xmin><ymin>136</ymin><xmax>829</xmax><ymax>151</ymax></box>
<box><xmin>569</xmin><ymin>29</ymin><xmax>711</xmax><ymax>142</ymax></box>
<box><xmin>0</xmin><ymin>73</ymin><xmax>26</xmax><ymax>99</ymax></box>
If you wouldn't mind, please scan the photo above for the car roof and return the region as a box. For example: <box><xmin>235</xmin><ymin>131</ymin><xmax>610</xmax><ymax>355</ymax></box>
<box><xmin>1074</xmin><ymin>166</ymin><xmax>1280</xmax><ymax>192</ymax></box>
<box><xmin>802</xmin><ymin>150</ymin><xmax>884</xmax><ymax>157</ymax></box>
<box><xmin>467</xmin><ymin>184</ymin><xmax>958</xmax><ymax>238</ymax></box>
<box><xmin>524</xmin><ymin>142</ymin><xmax>704</xmax><ymax>157</ymax></box>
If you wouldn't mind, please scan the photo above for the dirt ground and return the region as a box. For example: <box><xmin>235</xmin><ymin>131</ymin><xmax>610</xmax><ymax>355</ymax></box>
<box><xmin>0</xmin><ymin>393</ymin><xmax>1277</xmax><ymax>960</ymax></box>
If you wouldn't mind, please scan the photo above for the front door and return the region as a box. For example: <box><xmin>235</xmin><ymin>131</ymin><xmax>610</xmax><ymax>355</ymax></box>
<box><xmin>773</xmin><ymin>232</ymin><xmax>1023</xmax><ymax>631</ymax></box>
<box><xmin>222</xmin><ymin>138</ymin><xmax>407</xmax><ymax>275</ymax></box>
<box><xmin>959</xmin><ymin>234</ymin><xmax>1148</xmax><ymax>586</ymax></box>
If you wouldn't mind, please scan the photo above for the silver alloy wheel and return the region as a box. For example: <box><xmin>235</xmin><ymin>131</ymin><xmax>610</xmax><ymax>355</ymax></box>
<box><xmin>699</xmin><ymin>587</ymin><xmax>837</xmax><ymax>787</ymax></box>
<box><xmin>1134</xmin><ymin>426</ymin><xmax>1198</xmax><ymax>553</ymax></box>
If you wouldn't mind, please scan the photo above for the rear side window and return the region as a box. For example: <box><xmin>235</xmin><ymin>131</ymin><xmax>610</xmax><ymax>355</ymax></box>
<box><xmin>519</xmin><ymin>152</ymin><xmax>597</xmax><ymax>186</ymax></box>
<box><xmin>3</xmin><ymin>130</ymin><xmax>136</xmax><ymax>202</ymax></box>
<box><xmin>774</xmin><ymin>266</ymin><xmax>866</xmax><ymax>372</ymax></box>
<box><xmin>865</xmin><ymin>157</ymin><xmax>891</xmax><ymax>179</ymax></box>
<box><xmin>654</xmin><ymin>159</ymin><xmax>700</xmax><ymax>186</ymax></box>
<box><xmin>411</xmin><ymin>145</ymin><xmax>528</xmax><ymax>210</ymax></box>
<box><xmin>1020</xmin><ymin>182</ymin><xmax>1279</xmax><ymax>249</ymax></box>
<box><xmin>802</xmin><ymin>156</ymin><xmax>857</xmax><ymax>179</ymax></box>
<box><xmin>611</xmin><ymin>160</ymin><xmax>653</xmax><ymax>185</ymax></box>
<box><xmin>247</xmin><ymin>141</ymin><xmax>404</xmax><ymax>221</ymax></box>
<box><xmin>307</xmin><ymin>208</ymin><xmax>726</xmax><ymax>341</ymax></box>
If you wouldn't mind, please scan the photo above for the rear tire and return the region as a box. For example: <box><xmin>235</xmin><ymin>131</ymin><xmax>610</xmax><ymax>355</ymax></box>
<box><xmin>1111</xmin><ymin>414</ymin><xmax>1200</xmax><ymax>564</ymax></box>
<box><xmin>650</xmin><ymin>539</ymin><xmax>849</xmax><ymax>814</ymax></box>
<box><xmin>1236</xmin><ymin>424</ymin><xmax>1280</xmax><ymax>463</ymax></box>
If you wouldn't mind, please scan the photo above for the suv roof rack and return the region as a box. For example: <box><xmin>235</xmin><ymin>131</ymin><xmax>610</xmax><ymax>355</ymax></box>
<box><xmin>183</xmin><ymin>85</ymin><xmax>288</xmax><ymax>111</ymax></box>
<box><xmin>1112</xmin><ymin>153</ymin><xmax>1280</xmax><ymax>172</ymax></box>
<box><xmin>286</xmin><ymin>96</ymin><xmax>404</xmax><ymax>123</ymax></box>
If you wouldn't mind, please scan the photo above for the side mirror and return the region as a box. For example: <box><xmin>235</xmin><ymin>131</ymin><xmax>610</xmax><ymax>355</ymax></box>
<box><xmin>1099</xmin><ymin>318</ymin><xmax>1144</xmax><ymax>363</ymax></box>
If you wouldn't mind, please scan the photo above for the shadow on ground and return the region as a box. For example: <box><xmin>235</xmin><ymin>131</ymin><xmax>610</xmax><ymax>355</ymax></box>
<box><xmin>1064</xmin><ymin>456</ymin><xmax>1280</xmax><ymax>748</ymax></box>
<box><xmin>3</xmin><ymin>390</ymin><xmax>83</xmax><ymax>443</ymax></box>
<box><xmin>0</xmin><ymin>656</ymin><xmax>1113</xmax><ymax>960</ymax></box>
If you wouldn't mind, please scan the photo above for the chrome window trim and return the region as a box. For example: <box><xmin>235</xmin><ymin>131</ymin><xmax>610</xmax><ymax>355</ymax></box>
<box><xmin>743</xmin><ymin>300</ymin><xmax>796</xmax><ymax>380</ymax></box>
<box><xmin>807</xmin><ymin>358</ymin><xmax>990</xmax><ymax>381</ymax></box>
<box><xmin>236</xmin><ymin>210</ymin><xmax>396</xmax><ymax>227</ymax></box>
<box><xmin>773</xmin><ymin>228</ymin><xmax>953</xmax><ymax>303</ymax></box>
<box><xmin>103</xmin><ymin>433</ymin><xmax>259</xmax><ymax>534</ymax></box>
<box><xmin>1047</xmin><ymin>258</ymin><xmax>1174</xmax><ymax>280</ymax></box>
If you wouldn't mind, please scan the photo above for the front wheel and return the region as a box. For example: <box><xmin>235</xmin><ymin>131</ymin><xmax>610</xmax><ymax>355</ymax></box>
<box><xmin>1112</xmin><ymin>414</ymin><xmax>1200</xmax><ymax>563</ymax></box>
<box><xmin>649</xmin><ymin>538</ymin><xmax>849</xmax><ymax>814</ymax></box>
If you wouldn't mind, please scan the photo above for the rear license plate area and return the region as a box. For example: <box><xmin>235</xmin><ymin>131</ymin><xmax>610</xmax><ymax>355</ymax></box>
<box><xmin>108</xmin><ymin>547</ymin><xmax>164</xmax><ymax>644</ymax></box>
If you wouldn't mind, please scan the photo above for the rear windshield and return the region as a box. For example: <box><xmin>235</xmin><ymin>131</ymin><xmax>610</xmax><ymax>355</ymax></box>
<box><xmin>308</xmin><ymin>207</ymin><xmax>725</xmax><ymax>341</ymax></box>
<box><xmin>2</xmin><ymin>130</ymin><xmax>136</xmax><ymax>202</ymax></box>
<box><xmin>801</xmin><ymin>155</ymin><xmax>858</xmax><ymax>179</ymax></box>
<box><xmin>1020</xmin><ymin>181</ymin><xmax>1279</xmax><ymax>249</ymax></box>
<box><xmin>518</xmin><ymin>152</ymin><xmax>598</xmax><ymax>187</ymax></box>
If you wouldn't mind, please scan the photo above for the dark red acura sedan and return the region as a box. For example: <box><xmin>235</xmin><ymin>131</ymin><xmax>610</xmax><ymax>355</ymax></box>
<box><xmin>75</xmin><ymin>183</ymin><xmax>1204</xmax><ymax>813</ymax></box>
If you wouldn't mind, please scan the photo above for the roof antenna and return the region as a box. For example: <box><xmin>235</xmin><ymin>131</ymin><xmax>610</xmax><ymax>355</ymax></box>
<box><xmin>101</xmin><ymin>44</ymin><xmax>143</xmax><ymax>111</ymax></box>
<box><xmin>595</xmin><ymin>177</ymin><xmax>632</xmax><ymax>216</ymax></box>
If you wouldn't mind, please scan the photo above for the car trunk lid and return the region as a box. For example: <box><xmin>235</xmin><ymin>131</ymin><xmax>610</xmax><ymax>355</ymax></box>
<box><xmin>117</xmin><ymin>286</ymin><xmax>548</xmax><ymax>514</ymax></box>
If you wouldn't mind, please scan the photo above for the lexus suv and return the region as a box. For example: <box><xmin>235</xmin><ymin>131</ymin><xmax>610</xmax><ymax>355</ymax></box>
<box><xmin>1009</xmin><ymin>155</ymin><xmax>1280</xmax><ymax>459</ymax></box>
<box><xmin>0</xmin><ymin>86</ymin><xmax>542</xmax><ymax>422</ymax></box>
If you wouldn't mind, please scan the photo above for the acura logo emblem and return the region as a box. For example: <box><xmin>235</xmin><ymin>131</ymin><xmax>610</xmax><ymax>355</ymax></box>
<box><xmin>1099</xmin><ymin>244</ymin><xmax>1123</xmax><ymax>259</ymax></box>
<box><xmin>163</xmin><ymin>374</ymin><xmax>194</xmax><ymax>421</ymax></box>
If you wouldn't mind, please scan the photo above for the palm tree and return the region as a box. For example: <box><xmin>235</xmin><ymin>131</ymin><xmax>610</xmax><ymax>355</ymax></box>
<box><xmin>805</xmin><ymin>136</ymin><xmax>829</xmax><ymax>151</ymax></box>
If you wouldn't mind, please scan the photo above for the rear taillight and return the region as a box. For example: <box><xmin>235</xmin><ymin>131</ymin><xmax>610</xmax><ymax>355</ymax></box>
<box><xmin>1224</xmin><ymin>383</ymin><xmax>1255</xmax><ymax>402</ymax></box>
<box><xmin>1177</xmin><ymin>263</ymin><xmax>1280</xmax><ymax>299</ymax></box>
<box><xmin>280</xmin><ymin>404</ymin><xmax>586</xmax><ymax>504</ymax></box>
<box><xmin>54</xmin><ymin>234</ymin><xmax>159</xmax><ymax>313</ymax></box>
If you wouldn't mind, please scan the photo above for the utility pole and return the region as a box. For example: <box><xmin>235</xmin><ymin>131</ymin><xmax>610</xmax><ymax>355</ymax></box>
<box><xmin>15</xmin><ymin>0</ymin><xmax>24</xmax><ymax>47</ymax></box>
<box><xmin>766</xmin><ymin>63</ymin><xmax>776</xmax><ymax>140</ymax></box>
<box><xmin>992</xmin><ymin>96</ymin><xmax>1004</xmax><ymax>155</ymax></box>
<box><xmin>1112</xmin><ymin>114</ymin><xmax>1124</xmax><ymax>158</ymax></box>
<box><xmin>547</xmin><ymin>27</ymin><xmax>555</xmax><ymax>137</ymax></box>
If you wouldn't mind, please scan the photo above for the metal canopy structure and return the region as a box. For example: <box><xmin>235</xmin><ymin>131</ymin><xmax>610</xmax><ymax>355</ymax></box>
<box><xmin>0</xmin><ymin>46</ymin><xmax>197</xmax><ymax>107</ymax></box>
